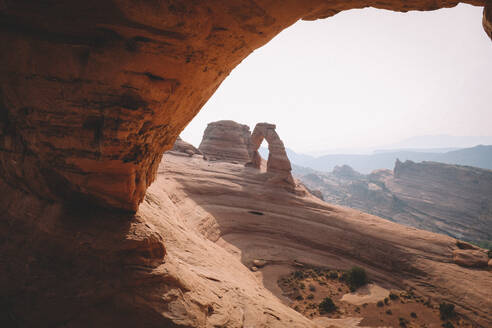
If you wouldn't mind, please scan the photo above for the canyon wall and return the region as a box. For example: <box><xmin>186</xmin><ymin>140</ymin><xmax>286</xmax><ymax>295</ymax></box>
<box><xmin>296</xmin><ymin>160</ymin><xmax>492</xmax><ymax>244</ymax></box>
<box><xmin>0</xmin><ymin>0</ymin><xmax>489</xmax><ymax>211</ymax></box>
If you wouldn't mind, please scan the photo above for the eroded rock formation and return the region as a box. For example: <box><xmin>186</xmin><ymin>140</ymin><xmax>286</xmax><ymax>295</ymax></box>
<box><xmin>0</xmin><ymin>0</ymin><xmax>489</xmax><ymax>210</ymax></box>
<box><xmin>248</xmin><ymin>122</ymin><xmax>295</xmax><ymax>186</ymax></box>
<box><xmin>172</xmin><ymin>136</ymin><xmax>202</xmax><ymax>156</ymax></box>
<box><xmin>198</xmin><ymin>120</ymin><xmax>251</xmax><ymax>163</ymax></box>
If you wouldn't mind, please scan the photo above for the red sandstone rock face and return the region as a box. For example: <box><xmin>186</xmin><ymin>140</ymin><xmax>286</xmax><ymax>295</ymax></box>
<box><xmin>0</xmin><ymin>0</ymin><xmax>489</xmax><ymax>210</ymax></box>
<box><xmin>198</xmin><ymin>120</ymin><xmax>251</xmax><ymax>163</ymax></box>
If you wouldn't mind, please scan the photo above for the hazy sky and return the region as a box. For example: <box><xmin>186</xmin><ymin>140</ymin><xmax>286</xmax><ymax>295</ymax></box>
<box><xmin>181</xmin><ymin>4</ymin><xmax>492</xmax><ymax>154</ymax></box>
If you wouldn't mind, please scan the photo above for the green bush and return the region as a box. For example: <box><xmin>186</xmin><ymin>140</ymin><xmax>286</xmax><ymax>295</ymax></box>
<box><xmin>319</xmin><ymin>297</ymin><xmax>337</xmax><ymax>314</ymax></box>
<box><xmin>439</xmin><ymin>302</ymin><xmax>456</xmax><ymax>320</ymax></box>
<box><xmin>346</xmin><ymin>266</ymin><xmax>368</xmax><ymax>290</ymax></box>
<box><xmin>328</xmin><ymin>271</ymin><xmax>339</xmax><ymax>279</ymax></box>
<box><xmin>399</xmin><ymin>317</ymin><xmax>409</xmax><ymax>327</ymax></box>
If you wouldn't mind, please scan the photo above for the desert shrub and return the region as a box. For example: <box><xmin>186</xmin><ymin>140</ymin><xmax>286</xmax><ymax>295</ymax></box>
<box><xmin>295</xmin><ymin>295</ymin><xmax>303</xmax><ymax>301</ymax></box>
<box><xmin>293</xmin><ymin>305</ymin><xmax>300</xmax><ymax>312</ymax></box>
<box><xmin>377</xmin><ymin>301</ymin><xmax>384</xmax><ymax>307</ymax></box>
<box><xmin>384</xmin><ymin>297</ymin><xmax>389</xmax><ymax>305</ymax></box>
<box><xmin>328</xmin><ymin>271</ymin><xmax>339</xmax><ymax>279</ymax></box>
<box><xmin>399</xmin><ymin>317</ymin><xmax>409</xmax><ymax>327</ymax></box>
<box><xmin>488</xmin><ymin>249</ymin><xmax>492</xmax><ymax>259</ymax></box>
<box><xmin>346</xmin><ymin>266</ymin><xmax>368</xmax><ymax>290</ymax></box>
<box><xmin>389</xmin><ymin>292</ymin><xmax>399</xmax><ymax>300</ymax></box>
<box><xmin>442</xmin><ymin>322</ymin><xmax>455</xmax><ymax>328</ymax></box>
<box><xmin>386</xmin><ymin>309</ymin><xmax>393</xmax><ymax>315</ymax></box>
<box><xmin>318</xmin><ymin>297</ymin><xmax>337</xmax><ymax>314</ymax></box>
<box><xmin>439</xmin><ymin>302</ymin><xmax>456</xmax><ymax>320</ymax></box>
<box><xmin>309</xmin><ymin>284</ymin><xmax>316</xmax><ymax>292</ymax></box>
<box><xmin>299</xmin><ymin>282</ymin><xmax>305</xmax><ymax>289</ymax></box>
<box><xmin>410</xmin><ymin>312</ymin><xmax>417</xmax><ymax>318</ymax></box>
<box><xmin>307</xmin><ymin>294</ymin><xmax>314</xmax><ymax>300</ymax></box>
<box><xmin>355</xmin><ymin>306</ymin><xmax>360</xmax><ymax>313</ymax></box>
<box><xmin>293</xmin><ymin>271</ymin><xmax>304</xmax><ymax>279</ymax></box>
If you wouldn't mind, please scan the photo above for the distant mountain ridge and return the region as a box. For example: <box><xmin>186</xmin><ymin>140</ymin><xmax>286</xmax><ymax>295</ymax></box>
<box><xmin>261</xmin><ymin>145</ymin><xmax>492</xmax><ymax>173</ymax></box>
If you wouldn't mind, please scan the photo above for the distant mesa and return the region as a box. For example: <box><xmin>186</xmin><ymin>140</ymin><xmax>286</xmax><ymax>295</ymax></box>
<box><xmin>198</xmin><ymin>120</ymin><xmax>295</xmax><ymax>187</ymax></box>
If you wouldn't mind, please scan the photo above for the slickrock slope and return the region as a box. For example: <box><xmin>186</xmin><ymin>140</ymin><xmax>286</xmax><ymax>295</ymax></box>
<box><xmin>0</xmin><ymin>0</ymin><xmax>489</xmax><ymax>210</ymax></box>
<box><xmin>296</xmin><ymin>160</ymin><xmax>492</xmax><ymax>244</ymax></box>
<box><xmin>198</xmin><ymin>121</ymin><xmax>251</xmax><ymax>163</ymax></box>
<box><xmin>1</xmin><ymin>143</ymin><xmax>491</xmax><ymax>327</ymax></box>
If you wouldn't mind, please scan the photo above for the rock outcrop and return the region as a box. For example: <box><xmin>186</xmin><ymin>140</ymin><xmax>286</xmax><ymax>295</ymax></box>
<box><xmin>0</xmin><ymin>0</ymin><xmax>489</xmax><ymax>211</ymax></box>
<box><xmin>453</xmin><ymin>249</ymin><xmax>490</xmax><ymax>267</ymax></box>
<box><xmin>198</xmin><ymin>120</ymin><xmax>251</xmax><ymax>163</ymax></box>
<box><xmin>296</xmin><ymin>160</ymin><xmax>492</xmax><ymax>244</ymax></box>
<box><xmin>171</xmin><ymin>137</ymin><xmax>202</xmax><ymax>156</ymax></box>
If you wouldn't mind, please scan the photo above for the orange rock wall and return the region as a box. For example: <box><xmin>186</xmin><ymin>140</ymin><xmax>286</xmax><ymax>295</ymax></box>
<box><xmin>0</xmin><ymin>0</ymin><xmax>488</xmax><ymax>211</ymax></box>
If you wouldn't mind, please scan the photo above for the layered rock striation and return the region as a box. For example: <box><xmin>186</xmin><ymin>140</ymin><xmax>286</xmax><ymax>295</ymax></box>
<box><xmin>296</xmin><ymin>160</ymin><xmax>492</xmax><ymax>244</ymax></box>
<box><xmin>198</xmin><ymin>120</ymin><xmax>251</xmax><ymax>163</ymax></box>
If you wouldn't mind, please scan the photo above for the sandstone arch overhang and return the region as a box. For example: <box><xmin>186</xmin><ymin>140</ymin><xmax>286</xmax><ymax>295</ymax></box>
<box><xmin>0</xmin><ymin>0</ymin><xmax>489</xmax><ymax>211</ymax></box>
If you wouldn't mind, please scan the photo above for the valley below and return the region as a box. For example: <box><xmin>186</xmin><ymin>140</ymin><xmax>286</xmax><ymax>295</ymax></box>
<box><xmin>294</xmin><ymin>160</ymin><xmax>492</xmax><ymax>246</ymax></box>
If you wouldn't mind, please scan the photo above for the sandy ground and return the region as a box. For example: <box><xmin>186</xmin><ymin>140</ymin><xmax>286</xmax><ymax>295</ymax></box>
<box><xmin>341</xmin><ymin>284</ymin><xmax>389</xmax><ymax>305</ymax></box>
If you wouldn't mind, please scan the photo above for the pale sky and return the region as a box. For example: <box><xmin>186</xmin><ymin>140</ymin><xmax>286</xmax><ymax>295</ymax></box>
<box><xmin>181</xmin><ymin>4</ymin><xmax>492</xmax><ymax>154</ymax></box>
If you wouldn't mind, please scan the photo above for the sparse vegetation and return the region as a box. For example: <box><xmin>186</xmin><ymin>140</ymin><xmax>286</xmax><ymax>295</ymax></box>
<box><xmin>410</xmin><ymin>312</ymin><xmax>417</xmax><ymax>318</ymax></box>
<box><xmin>389</xmin><ymin>292</ymin><xmax>399</xmax><ymax>300</ymax></box>
<box><xmin>384</xmin><ymin>297</ymin><xmax>389</xmax><ymax>305</ymax></box>
<box><xmin>386</xmin><ymin>309</ymin><xmax>392</xmax><ymax>315</ymax></box>
<box><xmin>377</xmin><ymin>300</ymin><xmax>384</xmax><ymax>307</ymax></box>
<box><xmin>399</xmin><ymin>317</ymin><xmax>409</xmax><ymax>327</ymax></box>
<box><xmin>295</xmin><ymin>295</ymin><xmax>303</xmax><ymax>301</ymax></box>
<box><xmin>342</xmin><ymin>266</ymin><xmax>368</xmax><ymax>290</ymax></box>
<box><xmin>328</xmin><ymin>271</ymin><xmax>339</xmax><ymax>279</ymax></box>
<box><xmin>439</xmin><ymin>302</ymin><xmax>456</xmax><ymax>321</ymax></box>
<box><xmin>318</xmin><ymin>297</ymin><xmax>337</xmax><ymax>314</ymax></box>
<box><xmin>442</xmin><ymin>322</ymin><xmax>455</xmax><ymax>328</ymax></box>
<box><xmin>307</xmin><ymin>293</ymin><xmax>314</xmax><ymax>300</ymax></box>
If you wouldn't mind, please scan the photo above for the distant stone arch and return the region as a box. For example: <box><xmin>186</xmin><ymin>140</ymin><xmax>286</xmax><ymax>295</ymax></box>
<box><xmin>248</xmin><ymin>123</ymin><xmax>294</xmax><ymax>186</ymax></box>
